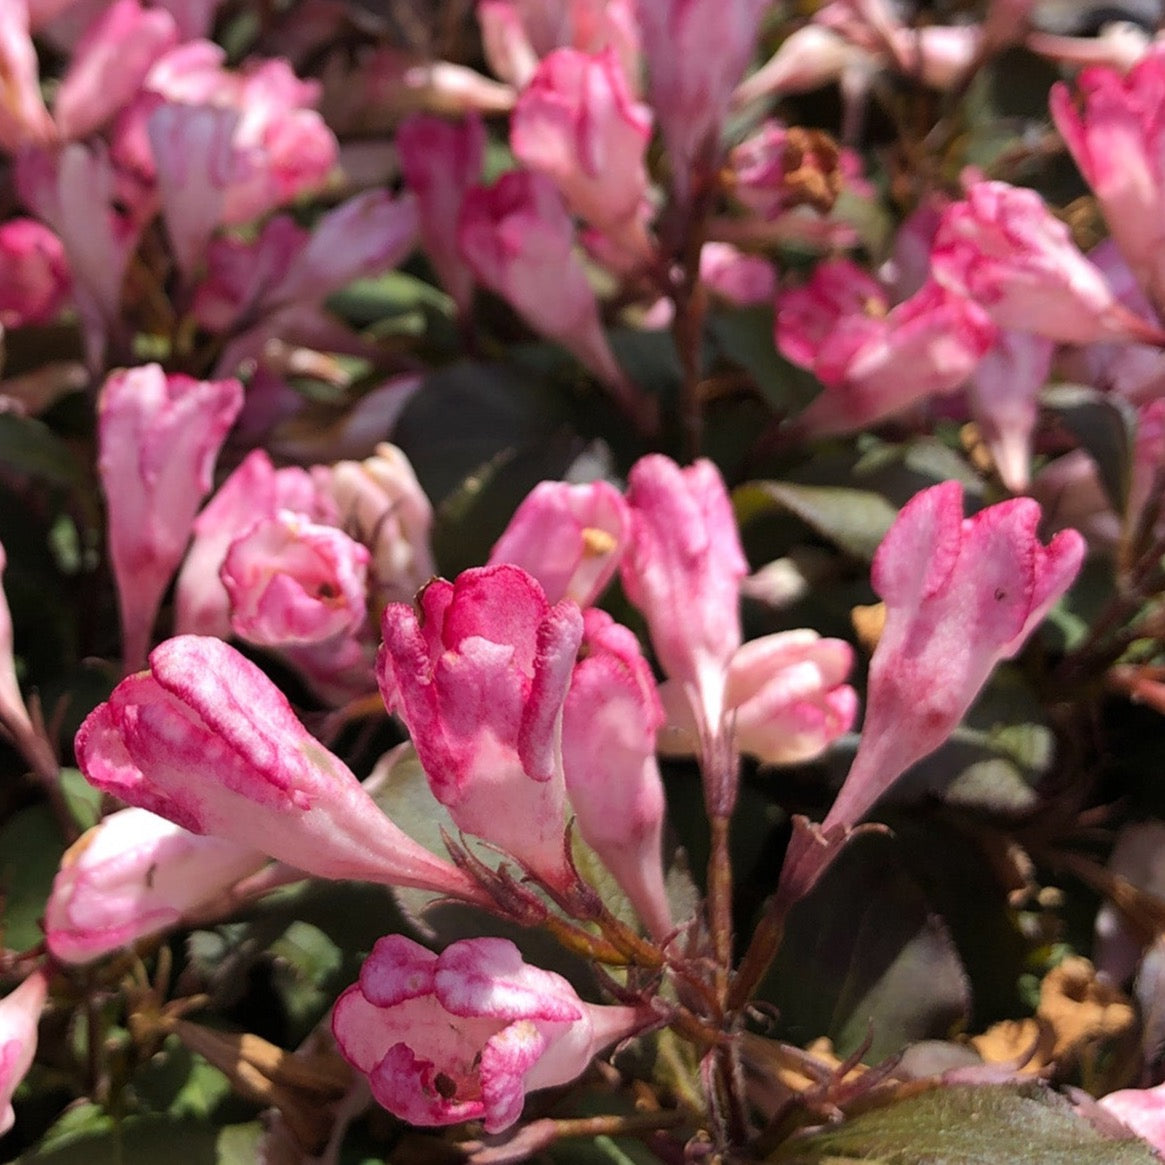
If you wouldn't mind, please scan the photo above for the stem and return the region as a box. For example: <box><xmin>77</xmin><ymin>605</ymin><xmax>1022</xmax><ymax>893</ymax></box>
<box><xmin>707</xmin><ymin>813</ymin><xmax>733</xmax><ymax>1005</ymax></box>
<box><xmin>727</xmin><ymin>818</ymin><xmax>846</xmax><ymax>1012</ymax></box>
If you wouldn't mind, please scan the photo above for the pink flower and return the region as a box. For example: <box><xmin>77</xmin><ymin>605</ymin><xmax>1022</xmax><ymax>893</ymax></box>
<box><xmin>54</xmin><ymin>0</ymin><xmax>178</xmax><ymax>139</ymax></box>
<box><xmin>0</xmin><ymin>219</ymin><xmax>70</xmax><ymax>328</ymax></box>
<box><xmin>458</xmin><ymin>171</ymin><xmax>626</xmax><ymax>393</ymax></box>
<box><xmin>1100</xmin><ymin>1082</ymin><xmax>1165</xmax><ymax>1153</ymax></box>
<box><xmin>823</xmin><ymin>482</ymin><xmax>1084</xmax><ymax>831</ymax></box>
<box><xmin>148</xmin><ymin>103</ymin><xmax>239</xmax><ymax>278</ymax></box>
<box><xmin>174</xmin><ymin>450</ymin><xmax>333</xmax><ymax>640</ymax></box>
<box><xmin>332</xmin><ymin>935</ymin><xmax>649</xmax><ymax>1132</ymax></box>
<box><xmin>0</xmin><ymin>971</ymin><xmax>47</xmax><ymax>1136</ymax></box>
<box><xmin>488</xmin><ymin>479</ymin><xmax>629</xmax><ymax>607</ymax></box>
<box><xmin>776</xmin><ymin>260</ymin><xmax>997</xmax><ymax>436</ymax></box>
<box><xmin>620</xmin><ymin>456</ymin><xmax>748</xmax><ymax>811</ymax></box>
<box><xmin>700</xmin><ymin>242</ymin><xmax>775</xmax><ymax>306</ymax></box>
<box><xmin>637</xmin><ymin>0</ymin><xmax>769</xmax><ymax>201</ymax></box>
<box><xmin>45</xmin><ymin>807</ymin><xmax>267</xmax><ymax>964</ymax></box>
<box><xmin>378</xmin><ymin>565</ymin><xmax>583</xmax><ymax>891</ymax></box>
<box><xmin>511</xmin><ymin>48</ymin><xmax>652</xmax><ymax>243</ymax></box>
<box><xmin>16</xmin><ymin>142</ymin><xmax>147</xmax><ymax>368</ymax></box>
<box><xmin>1050</xmin><ymin>47</ymin><xmax>1165</xmax><ymax>310</ymax></box>
<box><xmin>729</xmin><ymin>121</ymin><xmax>843</xmax><ymax>220</ymax></box>
<box><xmin>323</xmin><ymin>443</ymin><xmax>436</xmax><ymax>607</ymax></box>
<box><xmin>0</xmin><ymin>541</ymin><xmax>33</xmax><ymax>744</ymax></box>
<box><xmin>0</xmin><ymin>1</ymin><xmax>54</xmax><ymax>152</ymax></box>
<box><xmin>221</xmin><ymin>513</ymin><xmax>371</xmax><ymax>648</ymax></box>
<box><xmin>75</xmin><ymin>636</ymin><xmax>482</xmax><ymax>898</ymax></box>
<box><xmin>968</xmin><ymin>329</ymin><xmax>1055</xmax><ymax>493</ymax></box>
<box><xmin>930</xmin><ymin>179</ymin><xmax>1163</xmax><ymax>344</ymax></box>
<box><xmin>562</xmin><ymin>610</ymin><xmax>672</xmax><ymax>940</ymax></box>
<box><xmin>98</xmin><ymin>365</ymin><xmax>243</xmax><ymax>672</ymax></box>
<box><xmin>660</xmin><ymin>630</ymin><xmax>858</xmax><ymax>767</ymax></box>
<box><xmin>397</xmin><ymin>113</ymin><xmax>484</xmax><ymax>315</ymax></box>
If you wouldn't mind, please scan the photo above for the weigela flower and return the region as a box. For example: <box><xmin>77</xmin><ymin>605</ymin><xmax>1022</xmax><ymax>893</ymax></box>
<box><xmin>45</xmin><ymin>807</ymin><xmax>267</xmax><ymax>964</ymax></box>
<box><xmin>823</xmin><ymin>482</ymin><xmax>1084</xmax><ymax>831</ymax></box>
<box><xmin>620</xmin><ymin>456</ymin><xmax>748</xmax><ymax>811</ymax></box>
<box><xmin>379</xmin><ymin>565</ymin><xmax>583</xmax><ymax>891</ymax></box>
<box><xmin>488</xmin><ymin>479</ymin><xmax>629</xmax><ymax>607</ymax></box>
<box><xmin>930</xmin><ymin>179</ymin><xmax>1163</xmax><ymax>344</ymax></box>
<box><xmin>458</xmin><ymin>170</ymin><xmax>627</xmax><ymax>393</ymax></box>
<box><xmin>0</xmin><ymin>971</ymin><xmax>47</xmax><ymax>1136</ymax></box>
<box><xmin>75</xmin><ymin>636</ymin><xmax>482</xmax><ymax>899</ymax></box>
<box><xmin>511</xmin><ymin>48</ymin><xmax>652</xmax><ymax>241</ymax></box>
<box><xmin>0</xmin><ymin>1</ymin><xmax>54</xmax><ymax>152</ymax></box>
<box><xmin>660</xmin><ymin>630</ymin><xmax>858</xmax><ymax>768</ymax></box>
<box><xmin>776</xmin><ymin>258</ymin><xmax>997</xmax><ymax>435</ymax></box>
<box><xmin>1051</xmin><ymin>46</ymin><xmax>1165</xmax><ymax>311</ymax></box>
<box><xmin>332</xmin><ymin>935</ymin><xmax>650</xmax><ymax>1132</ymax></box>
<box><xmin>0</xmin><ymin>219</ymin><xmax>70</xmax><ymax>327</ymax></box>
<box><xmin>397</xmin><ymin>113</ymin><xmax>485</xmax><ymax>315</ymax></box>
<box><xmin>562</xmin><ymin>609</ymin><xmax>672</xmax><ymax>940</ymax></box>
<box><xmin>98</xmin><ymin>364</ymin><xmax>243</xmax><ymax>671</ymax></box>
<box><xmin>221</xmin><ymin>513</ymin><xmax>371</xmax><ymax>648</ymax></box>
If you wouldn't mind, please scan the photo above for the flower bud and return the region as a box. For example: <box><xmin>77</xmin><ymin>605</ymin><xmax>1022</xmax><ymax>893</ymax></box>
<box><xmin>98</xmin><ymin>365</ymin><xmax>243</xmax><ymax>671</ymax></box>
<box><xmin>378</xmin><ymin>565</ymin><xmax>583</xmax><ymax>890</ymax></box>
<box><xmin>75</xmin><ymin>635</ymin><xmax>482</xmax><ymax>899</ymax></box>
<box><xmin>45</xmin><ymin>807</ymin><xmax>268</xmax><ymax>964</ymax></box>
<box><xmin>488</xmin><ymin>479</ymin><xmax>629</xmax><ymax>607</ymax></box>
<box><xmin>562</xmin><ymin>610</ymin><xmax>672</xmax><ymax>939</ymax></box>
<box><xmin>0</xmin><ymin>971</ymin><xmax>47</xmax><ymax>1136</ymax></box>
<box><xmin>333</xmin><ymin>935</ymin><xmax>649</xmax><ymax>1132</ymax></box>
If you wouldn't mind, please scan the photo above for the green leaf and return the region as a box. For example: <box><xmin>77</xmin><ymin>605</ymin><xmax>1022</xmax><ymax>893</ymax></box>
<box><xmin>132</xmin><ymin>1037</ymin><xmax>232</xmax><ymax>1119</ymax></box>
<box><xmin>57</xmin><ymin>768</ymin><xmax>102</xmax><ymax>832</ymax></box>
<box><xmin>768</xmin><ymin>1083</ymin><xmax>1161</xmax><ymax>1164</ymax></box>
<box><xmin>1043</xmin><ymin>384</ymin><xmax>1136</xmax><ymax>515</ymax></box>
<box><xmin>0</xmin><ymin>805</ymin><xmax>66</xmax><ymax>950</ymax></box>
<box><xmin>0</xmin><ymin>414</ymin><xmax>84</xmax><ymax>489</ymax></box>
<box><xmin>736</xmin><ymin>481</ymin><xmax>900</xmax><ymax>561</ymax></box>
<box><xmin>762</xmin><ymin>831</ymin><xmax>970</xmax><ymax>1060</ymax></box>
<box><xmin>709</xmin><ymin>307</ymin><xmax>819</xmax><ymax>415</ymax></box>
<box><xmin>18</xmin><ymin>1116</ymin><xmax>226</xmax><ymax>1164</ymax></box>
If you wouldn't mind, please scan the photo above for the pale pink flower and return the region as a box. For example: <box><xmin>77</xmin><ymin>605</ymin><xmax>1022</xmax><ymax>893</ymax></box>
<box><xmin>729</xmin><ymin>121</ymin><xmax>843</xmax><ymax>220</ymax></box>
<box><xmin>459</xmin><ymin>171</ymin><xmax>647</xmax><ymax>425</ymax></box>
<box><xmin>637</xmin><ymin>0</ymin><xmax>769</xmax><ymax>201</ymax></box>
<box><xmin>45</xmin><ymin>807</ymin><xmax>267</xmax><ymax>964</ymax></box>
<box><xmin>511</xmin><ymin>48</ymin><xmax>652</xmax><ymax>244</ymax></box>
<box><xmin>776</xmin><ymin>260</ymin><xmax>997</xmax><ymax>435</ymax></box>
<box><xmin>397</xmin><ymin>113</ymin><xmax>485</xmax><ymax>315</ymax></box>
<box><xmin>968</xmin><ymin>329</ymin><xmax>1055</xmax><ymax>493</ymax></box>
<box><xmin>332</xmin><ymin>935</ymin><xmax>649</xmax><ymax>1132</ymax></box>
<box><xmin>98</xmin><ymin>365</ymin><xmax>243</xmax><ymax>672</ymax></box>
<box><xmin>1051</xmin><ymin>47</ymin><xmax>1165</xmax><ymax>310</ymax></box>
<box><xmin>620</xmin><ymin>456</ymin><xmax>748</xmax><ymax>810</ymax></box>
<box><xmin>54</xmin><ymin>0</ymin><xmax>178</xmax><ymax>139</ymax></box>
<box><xmin>562</xmin><ymin>609</ymin><xmax>672</xmax><ymax>939</ymax></box>
<box><xmin>700</xmin><ymin>243</ymin><xmax>776</xmax><ymax>306</ymax></box>
<box><xmin>660</xmin><ymin>630</ymin><xmax>858</xmax><ymax>767</ymax></box>
<box><xmin>930</xmin><ymin>179</ymin><xmax>1163</xmax><ymax>344</ymax></box>
<box><xmin>222</xmin><ymin>513</ymin><xmax>371</xmax><ymax>648</ymax></box>
<box><xmin>478</xmin><ymin>0</ymin><xmax>541</xmax><ymax>87</ymax></box>
<box><xmin>0</xmin><ymin>219</ymin><xmax>70</xmax><ymax>328</ymax></box>
<box><xmin>378</xmin><ymin>565</ymin><xmax>583</xmax><ymax>891</ymax></box>
<box><xmin>1100</xmin><ymin>1082</ymin><xmax>1165</xmax><ymax>1153</ymax></box>
<box><xmin>488</xmin><ymin>479</ymin><xmax>629</xmax><ymax>607</ymax></box>
<box><xmin>823</xmin><ymin>482</ymin><xmax>1084</xmax><ymax>831</ymax></box>
<box><xmin>174</xmin><ymin>450</ymin><xmax>333</xmax><ymax>640</ymax></box>
<box><xmin>0</xmin><ymin>971</ymin><xmax>47</xmax><ymax>1136</ymax></box>
<box><xmin>75</xmin><ymin>636</ymin><xmax>482</xmax><ymax>898</ymax></box>
<box><xmin>0</xmin><ymin>542</ymin><xmax>33</xmax><ymax>743</ymax></box>
<box><xmin>0</xmin><ymin>1</ymin><xmax>54</xmax><ymax>152</ymax></box>
<box><xmin>323</xmin><ymin>443</ymin><xmax>436</xmax><ymax>607</ymax></box>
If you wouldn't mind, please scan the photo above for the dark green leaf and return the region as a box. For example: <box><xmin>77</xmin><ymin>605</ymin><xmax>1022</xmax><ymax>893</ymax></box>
<box><xmin>57</xmin><ymin>768</ymin><xmax>102</xmax><ymax>833</ymax></box>
<box><xmin>762</xmin><ymin>832</ymin><xmax>970</xmax><ymax>1060</ymax></box>
<box><xmin>768</xmin><ymin>1082</ymin><xmax>1161</xmax><ymax>1164</ymax></box>
<box><xmin>0</xmin><ymin>415</ymin><xmax>84</xmax><ymax>489</ymax></box>
<box><xmin>736</xmin><ymin>481</ymin><xmax>900</xmax><ymax>561</ymax></box>
<box><xmin>0</xmin><ymin>805</ymin><xmax>66</xmax><ymax>950</ymax></box>
<box><xmin>1043</xmin><ymin>384</ymin><xmax>1136</xmax><ymax>514</ymax></box>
